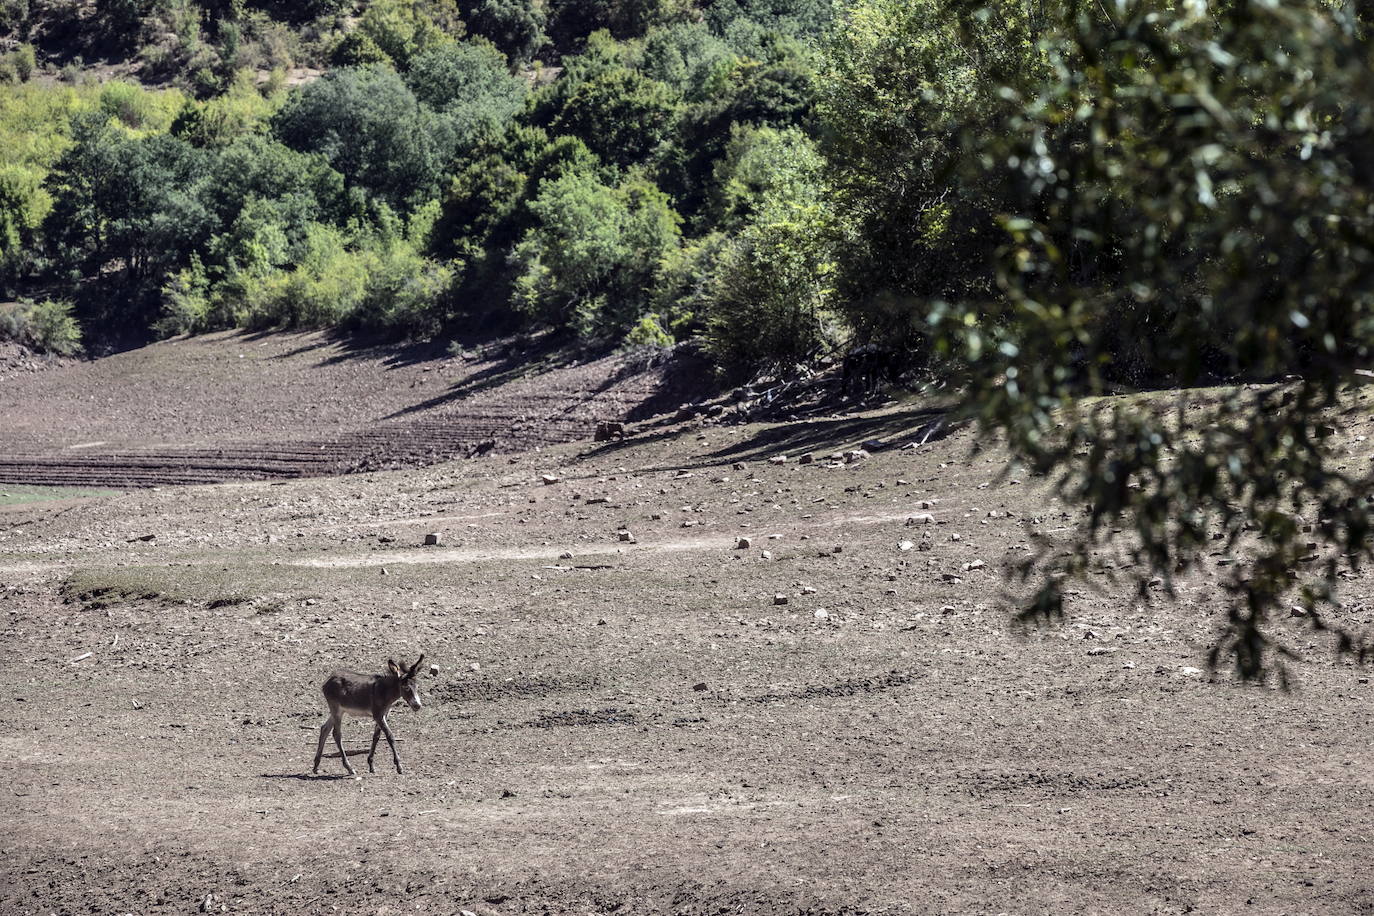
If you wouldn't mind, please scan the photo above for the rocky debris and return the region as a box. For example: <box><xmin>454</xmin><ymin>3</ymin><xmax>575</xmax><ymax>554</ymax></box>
<box><xmin>428</xmin><ymin>663</ymin><xmax>440</xmax><ymax>676</ymax></box>
<box><xmin>541</xmin><ymin>473</ymin><xmax>561</xmax><ymax>485</ymax></box>
<box><xmin>801</xmin><ymin>586</ymin><xmax>817</xmax><ymax>595</ymax></box>
<box><xmin>423</xmin><ymin>533</ymin><xmax>440</xmax><ymax>546</ymax></box>
<box><xmin>906</xmin><ymin>514</ymin><xmax>935</xmax><ymax>525</ymax></box>
<box><xmin>732</xmin><ymin>462</ymin><xmax>746</xmax><ymax>471</ymax></box>
<box><xmin>1086</xmin><ymin>647</ymin><xmax>1117</xmax><ymax>656</ymax></box>
<box><xmin>799</xmin><ymin>453</ymin><xmax>814</xmax><ymax>465</ymax></box>
<box><xmin>773</xmin><ymin>594</ymin><xmax>789</xmax><ymax>606</ymax></box>
<box><xmin>735</xmin><ymin>536</ymin><xmax>752</xmax><ymax>549</ymax></box>
<box><xmin>768</xmin><ymin>455</ymin><xmax>788</xmax><ymax>465</ymax></box>
<box><xmin>843</xmin><ymin>449</ymin><xmax>870</xmax><ymax>464</ymax></box>
<box><xmin>1290</xmin><ymin>604</ymin><xmax>1309</xmax><ymax>617</ymax></box>
<box><xmin>814</xmin><ymin>609</ymin><xmax>830</xmax><ymax>619</ymax></box>
<box><xmin>617</xmin><ymin>529</ymin><xmax>635</xmax><ymax>542</ymax></box>
<box><xmin>898</xmin><ymin>540</ymin><xmax>915</xmax><ymax>551</ymax></box>
<box><xmin>560</xmin><ymin>551</ymin><xmax>574</xmax><ymax>559</ymax></box>
<box><xmin>962</xmin><ymin>559</ymin><xmax>987</xmax><ymax>571</ymax></box>
<box><xmin>692</xmin><ymin>682</ymin><xmax>708</xmax><ymax>692</ymax></box>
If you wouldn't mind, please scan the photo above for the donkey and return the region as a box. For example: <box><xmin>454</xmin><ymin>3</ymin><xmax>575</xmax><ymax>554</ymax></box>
<box><xmin>312</xmin><ymin>655</ymin><xmax>425</xmax><ymax>776</ymax></box>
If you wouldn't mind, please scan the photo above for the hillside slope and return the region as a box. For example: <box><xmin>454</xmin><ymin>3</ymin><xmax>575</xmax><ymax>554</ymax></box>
<box><xmin>0</xmin><ymin>330</ymin><xmax>710</xmax><ymax>486</ymax></box>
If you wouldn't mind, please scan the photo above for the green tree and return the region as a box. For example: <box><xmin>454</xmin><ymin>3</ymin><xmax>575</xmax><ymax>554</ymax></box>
<box><xmin>703</xmin><ymin>129</ymin><xmax>834</xmax><ymax>376</ymax></box>
<box><xmin>819</xmin><ymin>0</ymin><xmax>1038</xmax><ymax>355</ymax></box>
<box><xmin>932</xmin><ymin>0</ymin><xmax>1374</xmax><ymax>679</ymax></box>
<box><xmin>513</xmin><ymin>169</ymin><xmax>680</xmax><ymax>339</ymax></box>
<box><xmin>462</xmin><ymin>0</ymin><xmax>548</xmax><ymax>63</ymax></box>
<box><xmin>405</xmin><ymin>40</ymin><xmax>528</xmax><ymax>149</ymax></box>
<box><xmin>347</xmin><ymin>0</ymin><xmax>461</xmax><ymax>70</ymax></box>
<box><xmin>272</xmin><ymin>65</ymin><xmax>445</xmax><ymax>212</ymax></box>
<box><xmin>44</xmin><ymin>115</ymin><xmax>215</xmax><ymax>333</ymax></box>
<box><xmin>551</xmin><ymin>62</ymin><xmax>681</xmax><ymax>168</ymax></box>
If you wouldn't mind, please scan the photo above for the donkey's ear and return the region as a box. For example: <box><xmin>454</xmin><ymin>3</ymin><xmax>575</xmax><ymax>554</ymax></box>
<box><xmin>387</xmin><ymin>658</ymin><xmax>401</xmax><ymax>676</ymax></box>
<box><xmin>406</xmin><ymin>654</ymin><xmax>425</xmax><ymax>678</ymax></box>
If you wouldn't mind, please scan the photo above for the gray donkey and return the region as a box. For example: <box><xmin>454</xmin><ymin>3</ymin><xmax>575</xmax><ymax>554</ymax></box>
<box><xmin>312</xmin><ymin>655</ymin><xmax>425</xmax><ymax>776</ymax></box>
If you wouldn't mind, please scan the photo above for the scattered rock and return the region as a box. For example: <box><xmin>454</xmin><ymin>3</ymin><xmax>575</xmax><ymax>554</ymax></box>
<box><xmin>1180</xmin><ymin>666</ymin><xmax>1203</xmax><ymax>677</ymax></box>
<box><xmin>693</xmin><ymin>682</ymin><xmax>708</xmax><ymax>692</ymax></box>
<box><xmin>428</xmin><ymin>663</ymin><xmax>440</xmax><ymax>677</ymax></box>
<box><xmin>768</xmin><ymin>455</ymin><xmax>788</xmax><ymax>465</ymax></box>
<box><xmin>560</xmin><ymin>551</ymin><xmax>574</xmax><ymax>559</ymax></box>
<box><xmin>799</xmin><ymin>453</ymin><xmax>814</xmax><ymax>465</ymax></box>
<box><xmin>773</xmin><ymin>594</ymin><xmax>789</xmax><ymax>606</ymax></box>
<box><xmin>843</xmin><ymin>449</ymin><xmax>870</xmax><ymax>464</ymax></box>
<box><xmin>1086</xmin><ymin>646</ymin><xmax>1117</xmax><ymax>656</ymax></box>
<box><xmin>906</xmin><ymin>514</ymin><xmax>935</xmax><ymax>526</ymax></box>
<box><xmin>801</xmin><ymin>586</ymin><xmax>817</xmax><ymax>595</ymax></box>
<box><xmin>814</xmin><ymin>609</ymin><xmax>830</xmax><ymax>619</ymax></box>
<box><xmin>540</xmin><ymin>473</ymin><xmax>560</xmax><ymax>485</ymax></box>
<box><xmin>732</xmin><ymin>462</ymin><xmax>747</xmax><ymax>471</ymax></box>
<box><xmin>962</xmin><ymin>559</ymin><xmax>987</xmax><ymax>571</ymax></box>
<box><xmin>617</xmin><ymin>529</ymin><xmax>635</xmax><ymax>542</ymax></box>
<box><xmin>735</xmin><ymin>536</ymin><xmax>752</xmax><ymax>550</ymax></box>
<box><xmin>1289</xmin><ymin>605</ymin><xmax>1308</xmax><ymax>617</ymax></box>
<box><xmin>898</xmin><ymin>540</ymin><xmax>915</xmax><ymax>551</ymax></box>
<box><xmin>594</xmin><ymin>421</ymin><xmax>627</xmax><ymax>441</ymax></box>
<box><xmin>423</xmin><ymin>533</ymin><xmax>440</xmax><ymax>546</ymax></box>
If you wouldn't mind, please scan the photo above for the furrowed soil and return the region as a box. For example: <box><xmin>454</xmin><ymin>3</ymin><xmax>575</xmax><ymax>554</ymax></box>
<box><xmin>0</xmin><ymin>330</ymin><xmax>705</xmax><ymax>487</ymax></box>
<box><xmin>3</xmin><ymin>384</ymin><xmax>1374</xmax><ymax>913</ymax></box>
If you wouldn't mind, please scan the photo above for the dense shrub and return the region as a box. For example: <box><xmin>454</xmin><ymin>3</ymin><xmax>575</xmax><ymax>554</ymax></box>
<box><xmin>0</xmin><ymin>299</ymin><xmax>82</xmax><ymax>354</ymax></box>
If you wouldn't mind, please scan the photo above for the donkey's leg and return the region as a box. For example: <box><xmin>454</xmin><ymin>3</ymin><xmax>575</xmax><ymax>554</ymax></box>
<box><xmin>312</xmin><ymin>717</ymin><xmax>332</xmax><ymax>773</ymax></box>
<box><xmin>332</xmin><ymin>717</ymin><xmax>354</xmax><ymax>775</ymax></box>
<box><xmin>378</xmin><ymin>715</ymin><xmax>403</xmax><ymax>774</ymax></box>
<box><xmin>367</xmin><ymin>721</ymin><xmax>383</xmax><ymax>774</ymax></box>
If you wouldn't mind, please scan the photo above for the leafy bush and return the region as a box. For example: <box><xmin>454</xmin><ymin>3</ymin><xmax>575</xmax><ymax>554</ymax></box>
<box><xmin>0</xmin><ymin>299</ymin><xmax>82</xmax><ymax>354</ymax></box>
<box><xmin>513</xmin><ymin>169</ymin><xmax>680</xmax><ymax>340</ymax></box>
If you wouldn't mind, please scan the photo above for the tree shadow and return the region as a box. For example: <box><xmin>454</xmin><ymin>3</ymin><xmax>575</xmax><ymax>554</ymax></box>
<box><xmin>568</xmin><ymin>404</ymin><xmax>951</xmax><ymax>480</ymax></box>
<box><xmin>704</xmin><ymin>406</ymin><xmax>949</xmax><ymax>462</ymax></box>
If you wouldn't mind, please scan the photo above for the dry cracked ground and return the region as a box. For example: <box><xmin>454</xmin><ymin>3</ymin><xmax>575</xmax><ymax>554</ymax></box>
<box><xmin>4</xmin><ymin>400</ymin><xmax>1374</xmax><ymax>914</ymax></box>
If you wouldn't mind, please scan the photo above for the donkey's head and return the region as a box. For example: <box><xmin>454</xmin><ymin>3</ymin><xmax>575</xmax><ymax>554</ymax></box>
<box><xmin>387</xmin><ymin>654</ymin><xmax>426</xmax><ymax>711</ymax></box>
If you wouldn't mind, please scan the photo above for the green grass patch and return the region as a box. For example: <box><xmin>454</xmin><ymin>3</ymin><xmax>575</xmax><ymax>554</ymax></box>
<box><xmin>0</xmin><ymin>484</ymin><xmax>120</xmax><ymax>506</ymax></box>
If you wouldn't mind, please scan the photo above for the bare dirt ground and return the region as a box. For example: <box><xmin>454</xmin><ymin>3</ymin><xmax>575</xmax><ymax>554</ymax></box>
<box><xmin>0</xmin><ymin>330</ymin><xmax>706</xmax><ymax>487</ymax></box>
<box><xmin>4</xmin><ymin>397</ymin><xmax>1374</xmax><ymax>915</ymax></box>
